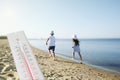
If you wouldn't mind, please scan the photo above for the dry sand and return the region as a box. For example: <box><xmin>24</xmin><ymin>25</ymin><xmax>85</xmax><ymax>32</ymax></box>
<box><xmin>0</xmin><ymin>39</ymin><xmax>120</xmax><ymax>80</ymax></box>
<box><xmin>0</xmin><ymin>39</ymin><xmax>18</xmax><ymax>80</ymax></box>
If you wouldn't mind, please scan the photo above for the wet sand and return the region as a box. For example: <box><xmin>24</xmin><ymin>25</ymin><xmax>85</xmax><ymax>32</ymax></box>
<box><xmin>0</xmin><ymin>39</ymin><xmax>120</xmax><ymax>80</ymax></box>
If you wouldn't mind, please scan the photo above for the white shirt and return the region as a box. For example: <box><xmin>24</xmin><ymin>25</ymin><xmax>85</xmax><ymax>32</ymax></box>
<box><xmin>48</xmin><ymin>36</ymin><xmax>55</xmax><ymax>46</ymax></box>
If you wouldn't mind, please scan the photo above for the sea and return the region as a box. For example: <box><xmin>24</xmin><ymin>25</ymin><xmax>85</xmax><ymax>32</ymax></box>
<box><xmin>29</xmin><ymin>39</ymin><xmax>120</xmax><ymax>74</ymax></box>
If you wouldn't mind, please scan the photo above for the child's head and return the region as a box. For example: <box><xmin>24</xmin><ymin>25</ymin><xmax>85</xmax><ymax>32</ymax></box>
<box><xmin>50</xmin><ymin>31</ymin><xmax>54</xmax><ymax>35</ymax></box>
<box><xmin>72</xmin><ymin>34</ymin><xmax>77</xmax><ymax>39</ymax></box>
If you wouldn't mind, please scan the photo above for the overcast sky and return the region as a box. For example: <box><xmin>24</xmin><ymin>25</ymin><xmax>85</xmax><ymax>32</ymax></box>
<box><xmin>0</xmin><ymin>0</ymin><xmax>120</xmax><ymax>39</ymax></box>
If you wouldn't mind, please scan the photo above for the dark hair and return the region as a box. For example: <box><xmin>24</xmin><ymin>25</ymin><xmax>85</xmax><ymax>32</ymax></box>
<box><xmin>73</xmin><ymin>39</ymin><xmax>79</xmax><ymax>46</ymax></box>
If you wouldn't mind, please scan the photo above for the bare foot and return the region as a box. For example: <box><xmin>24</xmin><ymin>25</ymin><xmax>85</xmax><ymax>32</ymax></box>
<box><xmin>48</xmin><ymin>54</ymin><xmax>52</xmax><ymax>57</ymax></box>
<box><xmin>72</xmin><ymin>58</ymin><xmax>75</xmax><ymax>60</ymax></box>
<box><xmin>53</xmin><ymin>58</ymin><xmax>56</xmax><ymax>61</ymax></box>
<box><xmin>80</xmin><ymin>61</ymin><xmax>82</xmax><ymax>64</ymax></box>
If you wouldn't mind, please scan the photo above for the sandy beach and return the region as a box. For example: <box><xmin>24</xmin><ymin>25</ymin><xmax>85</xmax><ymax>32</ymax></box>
<box><xmin>0</xmin><ymin>39</ymin><xmax>120</xmax><ymax>80</ymax></box>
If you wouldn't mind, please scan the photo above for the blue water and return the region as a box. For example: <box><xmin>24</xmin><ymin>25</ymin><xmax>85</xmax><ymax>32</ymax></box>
<box><xmin>29</xmin><ymin>39</ymin><xmax>120</xmax><ymax>73</ymax></box>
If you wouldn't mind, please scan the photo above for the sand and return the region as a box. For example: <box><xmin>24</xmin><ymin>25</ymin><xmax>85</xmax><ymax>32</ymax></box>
<box><xmin>0</xmin><ymin>39</ymin><xmax>120</xmax><ymax>80</ymax></box>
<box><xmin>0</xmin><ymin>39</ymin><xmax>18</xmax><ymax>80</ymax></box>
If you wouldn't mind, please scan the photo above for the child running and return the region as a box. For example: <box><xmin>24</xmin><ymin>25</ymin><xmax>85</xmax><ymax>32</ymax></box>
<box><xmin>46</xmin><ymin>31</ymin><xmax>56</xmax><ymax>60</ymax></box>
<box><xmin>72</xmin><ymin>34</ymin><xmax>82</xmax><ymax>63</ymax></box>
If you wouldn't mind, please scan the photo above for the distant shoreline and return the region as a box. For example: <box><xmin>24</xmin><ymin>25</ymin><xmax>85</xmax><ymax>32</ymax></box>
<box><xmin>0</xmin><ymin>36</ymin><xmax>7</xmax><ymax>39</ymax></box>
<box><xmin>29</xmin><ymin>38</ymin><xmax>120</xmax><ymax>40</ymax></box>
<box><xmin>1</xmin><ymin>35</ymin><xmax>119</xmax><ymax>40</ymax></box>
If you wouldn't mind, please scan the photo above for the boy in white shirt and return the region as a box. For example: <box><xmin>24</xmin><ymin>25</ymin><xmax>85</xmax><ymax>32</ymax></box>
<box><xmin>46</xmin><ymin>31</ymin><xmax>56</xmax><ymax>60</ymax></box>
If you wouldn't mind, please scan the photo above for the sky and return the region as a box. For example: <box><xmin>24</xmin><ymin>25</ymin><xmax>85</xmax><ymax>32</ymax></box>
<box><xmin>0</xmin><ymin>0</ymin><xmax>120</xmax><ymax>39</ymax></box>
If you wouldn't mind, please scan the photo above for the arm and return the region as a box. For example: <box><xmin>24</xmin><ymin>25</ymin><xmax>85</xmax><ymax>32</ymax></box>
<box><xmin>46</xmin><ymin>38</ymin><xmax>49</xmax><ymax>45</ymax></box>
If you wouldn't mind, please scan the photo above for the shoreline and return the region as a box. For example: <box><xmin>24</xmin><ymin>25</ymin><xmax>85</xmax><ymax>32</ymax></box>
<box><xmin>29</xmin><ymin>38</ymin><xmax>120</xmax><ymax>75</ymax></box>
<box><xmin>0</xmin><ymin>39</ymin><xmax>120</xmax><ymax>80</ymax></box>
<box><xmin>32</xmin><ymin>47</ymin><xmax>120</xmax><ymax>80</ymax></box>
<box><xmin>53</xmin><ymin>53</ymin><xmax>120</xmax><ymax>74</ymax></box>
<box><xmin>31</xmin><ymin>46</ymin><xmax>120</xmax><ymax>75</ymax></box>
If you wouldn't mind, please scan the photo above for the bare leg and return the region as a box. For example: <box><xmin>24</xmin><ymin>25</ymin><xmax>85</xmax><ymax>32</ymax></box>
<box><xmin>72</xmin><ymin>51</ymin><xmax>75</xmax><ymax>59</ymax></box>
<box><xmin>48</xmin><ymin>50</ymin><xmax>52</xmax><ymax>57</ymax></box>
<box><xmin>52</xmin><ymin>51</ymin><xmax>55</xmax><ymax>60</ymax></box>
<box><xmin>78</xmin><ymin>52</ymin><xmax>82</xmax><ymax>63</ymax></box>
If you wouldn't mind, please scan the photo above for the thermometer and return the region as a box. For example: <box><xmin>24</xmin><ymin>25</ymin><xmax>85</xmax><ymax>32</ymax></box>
<box><xmin>7</xmin><ymin>31</ymin><xmax>44</xmax><ymax>80</ymax></box>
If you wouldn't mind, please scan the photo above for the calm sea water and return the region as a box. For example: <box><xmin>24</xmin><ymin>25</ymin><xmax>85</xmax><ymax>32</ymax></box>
<box><xmin>29</xmin><ymin>39</ymin><xmax>120</xmax><ymax>73</ymax></box>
